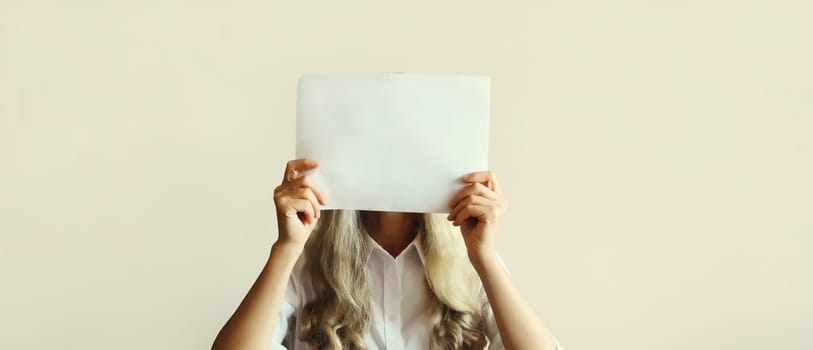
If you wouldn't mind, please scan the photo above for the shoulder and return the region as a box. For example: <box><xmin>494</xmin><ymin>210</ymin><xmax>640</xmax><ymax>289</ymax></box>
<box><xmin>285</xmin><ymin>252</ymin><xmax>316</xmax><ymax>308</ymax></box>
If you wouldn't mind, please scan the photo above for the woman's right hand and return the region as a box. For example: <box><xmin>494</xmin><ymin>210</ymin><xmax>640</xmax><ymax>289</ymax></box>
<box><xmin>273</xmin><ymin>159</ymin><xmax>326</xmax><ymax>249</ymax></box>
<box><xmin>212</xmin><ymin>159</ymin><xmax>326</xmax><ymax>350</ymax></box>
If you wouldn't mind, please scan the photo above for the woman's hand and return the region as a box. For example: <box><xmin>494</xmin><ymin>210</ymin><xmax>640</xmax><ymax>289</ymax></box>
<box><xmin>273</xmin><ymin>159</ymin><xmax>326</xmax><ymax>249</ymax></box>
<box><xmin>448</xmin><ymin>172</ymin><xmax>559</xmax><ymax>350</ymax></box>
<box><xmin>446</xmin><ymin>171</ymin><xmax>508</xmax><ymax>264</ymax></box>
<box><xmin>213</xmin><ymin>159</ymin><xmax>326</xmax><ymax>350</ymax></box>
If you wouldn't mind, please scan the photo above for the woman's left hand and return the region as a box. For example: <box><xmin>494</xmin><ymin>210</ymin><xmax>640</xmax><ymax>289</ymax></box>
<box><xmin>447</xmin><ymin>171</ymin><xmax>508</xmax><ymax>262</ymax></box>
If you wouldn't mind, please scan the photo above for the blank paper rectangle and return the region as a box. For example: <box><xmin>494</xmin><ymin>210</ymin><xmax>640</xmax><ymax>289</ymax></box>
<box><xmin>295</xmin><ymin>73</ymin><xmax>490</xmax><ymax>213</ymax></box>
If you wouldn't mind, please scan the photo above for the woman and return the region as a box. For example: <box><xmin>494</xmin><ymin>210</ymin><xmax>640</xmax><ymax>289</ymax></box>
<box><xmin>213</xmin><ymin>159</ymin><xmax>562</xmax><ymax>349</ymax></box>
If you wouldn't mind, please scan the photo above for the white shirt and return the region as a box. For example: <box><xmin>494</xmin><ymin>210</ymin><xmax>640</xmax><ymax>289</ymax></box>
<box><xmin>270</xmin><ymin>234</ymin><xmax>563</xmax><ymax>350</ymax></box>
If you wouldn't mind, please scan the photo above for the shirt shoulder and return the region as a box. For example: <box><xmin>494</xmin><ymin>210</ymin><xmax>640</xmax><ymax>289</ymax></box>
<box><xmin>286</xmin><ymin>252</ymin><xmax>317</xmax><ymax>308</ymax></box>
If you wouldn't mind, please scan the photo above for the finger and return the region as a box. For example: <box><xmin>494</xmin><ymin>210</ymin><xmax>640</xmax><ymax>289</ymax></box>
<box><xmin>452</xmin><ymin>204</ymin><xmax>494</xmax><ymax>226</ymax></box>
<box><xmin>282</xmin><ymin>159</ymin><xmax>319</xmax><ymax>183</ymax></box>
<box><xmin>448</xmin><ymin>182</ymin><xmax>497</xmax><ymax>209</ymax></box>
<box><xmin>290</xmin><ymin>187</ymin><xmax>322</xmax><ymax>219</ymax></box>
<box><xmin>276</xmin><ymin>186</ymin><xmax>321</xmax><ymax>219</ymax></box>
<box><xmin>291</xmin><ymin>175</ymin><xmax>327</xmax><ymax>205</ymax></box>
<box><xmin>447</xmin><ymin>194</ymin><xmax>491</xmax><ymax>221</ymax></box>
<box><xmin>462</xmin><ymin>171</ymin><xmax>501</xmax><ymax>193</ymax></box>
<box><xmin>285</xmin><ymin>198</ymin><xmax>316</xmax><ymax>224</ymax></box>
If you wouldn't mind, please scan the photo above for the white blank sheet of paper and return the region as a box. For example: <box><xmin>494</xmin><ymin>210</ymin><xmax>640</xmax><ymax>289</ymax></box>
<box><xmin>295</xmin><ymin>73</ymin><xmax>490</xmax><ymax>213</ymax></box>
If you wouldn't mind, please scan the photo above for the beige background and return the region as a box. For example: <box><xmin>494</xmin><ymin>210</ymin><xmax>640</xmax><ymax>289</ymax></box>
<box><xmin>1</xmin><ymin>1</ymin><xmax>811</xmax><ymax>349</ymax></box>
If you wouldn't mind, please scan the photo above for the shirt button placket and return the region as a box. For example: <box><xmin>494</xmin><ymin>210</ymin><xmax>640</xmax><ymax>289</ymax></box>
<box><xmin>383</xmin><ymin>257</ymin><xmax>402</xmax><ymax>350</ymax></box>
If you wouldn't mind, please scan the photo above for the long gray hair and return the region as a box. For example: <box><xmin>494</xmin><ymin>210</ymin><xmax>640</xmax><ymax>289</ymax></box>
<box><xmin>298</xmin><ymin>210</ymin><xmax>487</xmax><ymax>349</ymax></box>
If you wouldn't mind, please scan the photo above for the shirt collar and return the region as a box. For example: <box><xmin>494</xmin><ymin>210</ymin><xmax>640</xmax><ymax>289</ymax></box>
<box><xmin>364</xmin><ymin>231</ymin><xmax>428</xmax><ymax>266</ymax></box>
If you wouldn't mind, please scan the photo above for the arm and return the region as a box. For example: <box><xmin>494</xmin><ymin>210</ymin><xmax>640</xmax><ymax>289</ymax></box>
<box><xmin>212</xmin><ymin>243</ymin><xmax>302</xmax><ymax>350</ymax></box>
<box><xmin>212</xmin><ymin>159</ymin><xmax>325</xmax><ymax>350</ymax></box>
<box><xmin>448</xmin><ymin>171</ymin><xmax>559</xmax><ymax>350</ymax></box>
<box><xmin>470</xmin><ymin>250</ymin><xmax>558</xmax><ymax>350</ymax></box>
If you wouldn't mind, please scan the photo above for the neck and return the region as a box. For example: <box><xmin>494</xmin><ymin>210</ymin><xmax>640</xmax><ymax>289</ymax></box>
<box><xmin>362</xmin><ymin>211</ymin><xmax>419</xmax><ymax>258</ymax></box>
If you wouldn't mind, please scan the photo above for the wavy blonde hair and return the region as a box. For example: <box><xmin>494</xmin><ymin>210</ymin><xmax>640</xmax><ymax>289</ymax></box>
<box><xmin>299</xmin><ymin>210</ymin><xmax>488</xmax><ymax>349</ymax></box>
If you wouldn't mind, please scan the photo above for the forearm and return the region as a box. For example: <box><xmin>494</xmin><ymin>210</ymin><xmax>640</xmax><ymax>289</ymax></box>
<box><xmin>471</xmin><ymin>251</ymin><xmax>558</xmax><ymax>350</ymax></box>
<box><xmin>212</xmin><ymin>242</ymin><xmax>301</xmax><ymax>350</ymax></box>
